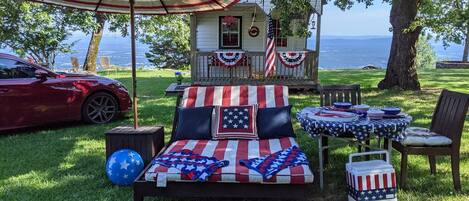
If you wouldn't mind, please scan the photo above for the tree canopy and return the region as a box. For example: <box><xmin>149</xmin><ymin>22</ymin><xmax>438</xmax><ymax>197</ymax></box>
<box><xmin>0</xmin><ymin>0</ymin><xmax>77</xmax><ymax>67</ymax></box>
<box><xmin>139</xmin><ymin>15</ymin><xmax>190</xmax><ymax>69</ymax></box>
<box><xmin>422</xmin><ymin>0</ymin><xmax>469</xmax><ymax>62</ymax></box>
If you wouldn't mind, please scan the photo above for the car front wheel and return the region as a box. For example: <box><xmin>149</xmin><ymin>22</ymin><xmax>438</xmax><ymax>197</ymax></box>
<box><xmin>82</xmin><ymin>92</ymin><xmax>119</xmax><ymax>124</ymax></box>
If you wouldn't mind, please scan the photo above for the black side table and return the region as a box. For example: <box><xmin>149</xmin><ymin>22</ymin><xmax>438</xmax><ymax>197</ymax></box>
<box><xmin>105</xmin><ymin>126</ymin><xmax>164</xmax><ymax>165</ymax></box>
<box><xmin>165</xmin><ymin>83</ymin><xmax>190</xmax><ymax>138</ymax></box>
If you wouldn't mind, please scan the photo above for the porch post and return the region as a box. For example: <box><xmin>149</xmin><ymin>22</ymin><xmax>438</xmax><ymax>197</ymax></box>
<box><xmin>190</xmin><ymin>14</ymin><xmax>197</xmax><ymax>83</ymax></box>
<box><xmin>313</xmin><ymin>11</ymin><xmax>322</xmax><ymax>85</ymax></box>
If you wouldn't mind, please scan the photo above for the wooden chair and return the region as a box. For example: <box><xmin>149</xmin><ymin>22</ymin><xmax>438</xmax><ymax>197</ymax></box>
<box><xmin>100</xmin><ymin>56</ymin><xmax>117</xmax><ymax>76</ymax></box>
<box><xmin>392</xmin><ymin>89</ymin><xmax>469</xmax><ymax>190</ymax></box>
<box><xmin>319</xmin><ymin>84</ymin><xmax>367</xmax><ymax>165</ymax></box>
<box><xmin>70</xmin><ymin>57</ymin><xmax>80</xmax><ymax>73</ymax></box>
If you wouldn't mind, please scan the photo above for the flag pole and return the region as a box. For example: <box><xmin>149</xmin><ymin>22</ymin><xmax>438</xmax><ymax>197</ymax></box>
<box><xmin>130</xmin><ymin>0</ymin><xmax>138</xmax><ymax>129</ymax></box>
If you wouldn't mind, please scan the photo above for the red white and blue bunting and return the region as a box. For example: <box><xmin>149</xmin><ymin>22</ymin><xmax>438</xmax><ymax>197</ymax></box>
<box><xmin>277</xmin><ymin>51</ymin><xmax>307</xmax><ymax>68</ymax></box>
<box><xmin>212</xmin><ymin>51</ymin><xmax>246</xmax><ymax>67</ymax></box>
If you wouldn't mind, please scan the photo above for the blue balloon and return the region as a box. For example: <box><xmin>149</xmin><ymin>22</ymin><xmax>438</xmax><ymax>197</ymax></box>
<box><xmin>106</xmin><ymin>149</ymin><xmax>144</xmax><ymax>186</ymax></box>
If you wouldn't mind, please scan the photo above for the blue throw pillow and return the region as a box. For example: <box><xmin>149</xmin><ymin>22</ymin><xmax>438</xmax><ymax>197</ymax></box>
<box><xmin>257</xmin><ymin>105</ymin><xmax>296</xmax><ymax>139</ymax></box>
<box><xmin>175</xmin><ymin>107</ymin><xmax>214</xmax><ymax>140</ymax></box>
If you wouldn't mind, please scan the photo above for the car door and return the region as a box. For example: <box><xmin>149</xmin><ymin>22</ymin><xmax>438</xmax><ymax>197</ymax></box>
<box><xmin>0</xmin><ymin>58</ymin><xmax>40</xmax><ymax>129</ymax></box>
<box><xmin>0</xmin><ymin>58</ymin><xmax>71</xmax><ymax>130</ymax></box>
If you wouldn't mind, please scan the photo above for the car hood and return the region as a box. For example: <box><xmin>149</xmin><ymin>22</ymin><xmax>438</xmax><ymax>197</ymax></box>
<box><xmin>59</xmin><ymin>72</ymin><xmax>99</xmax><ymax>78</ymax></box>
<box><xmin>56</xmin><ymin>72</ymin><xmax>118</xmax><ymax>83</ymax></box>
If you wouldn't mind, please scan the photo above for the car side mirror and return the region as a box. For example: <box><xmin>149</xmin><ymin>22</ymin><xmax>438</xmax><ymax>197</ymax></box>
<box><xmin>35</xmin><ymin>69</ymin><xmax>49</xmax><ymax>80</ymax></box>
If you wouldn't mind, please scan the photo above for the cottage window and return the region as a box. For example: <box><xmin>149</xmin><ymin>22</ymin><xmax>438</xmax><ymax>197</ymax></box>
<box><xmin>219</xmin><ymin>16</ymin><xmax>242</xmax><ymax>49</ymax></box>
<box><xmin>273</xmin><ymin>20</ymin><xmax>288</xmax><ymax>47</ymax></box>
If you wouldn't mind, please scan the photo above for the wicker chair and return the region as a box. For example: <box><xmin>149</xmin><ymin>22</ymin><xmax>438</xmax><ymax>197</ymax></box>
<box><xmin>392</xmin><ymin>89</ymin><xmax>469</xmax><ymax>190</ymax></box>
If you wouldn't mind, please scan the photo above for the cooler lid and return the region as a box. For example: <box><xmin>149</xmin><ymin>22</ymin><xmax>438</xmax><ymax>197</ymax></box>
<box><xmin>346</xmin><ymin>160</ymin><xmax>394</xmax><ymax>173</ymax></box>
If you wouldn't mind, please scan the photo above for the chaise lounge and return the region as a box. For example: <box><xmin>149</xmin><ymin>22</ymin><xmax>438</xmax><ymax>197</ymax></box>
<box><xmin>133</xmin><ymin>85</ymin><xmax>315</xmax><ymax>200</ymax></box>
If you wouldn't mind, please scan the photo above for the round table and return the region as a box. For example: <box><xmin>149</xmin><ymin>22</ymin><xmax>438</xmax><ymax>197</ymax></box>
<box><xmin>297</xmin><ymin>107</ymin><xmax>412</xmax><ymax>141</ymax></box>
<box><xmin>296</xmin><ymin>107</ymin><xmax>412</xmax><ymax>190</ymax></box>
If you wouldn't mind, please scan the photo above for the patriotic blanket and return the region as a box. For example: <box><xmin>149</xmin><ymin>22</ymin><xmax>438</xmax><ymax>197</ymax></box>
<box><xmin>152</xmin><ymin>149</ymin><xmax>229</xmax><ymax>181</ymax></box>
<box><xmin>212</xmin><ymin>51</ymin><xmax>246</xmax><ymax>67</ymax></box>
<box><xmin>239</xmin><ymin>146</ymin><xmax>309</xmax><ymax>180</ymax></box>
<box><xmin>278</xmin><ymin>51</ymin><xmax>307</xmax><ymax>68</ymax></box>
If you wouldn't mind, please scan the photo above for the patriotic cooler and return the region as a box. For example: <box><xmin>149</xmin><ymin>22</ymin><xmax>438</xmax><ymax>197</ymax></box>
<box><xmin>346</xmin><ymin>151</ymin><xmax>397</xmax><ymax>201</ymax></box>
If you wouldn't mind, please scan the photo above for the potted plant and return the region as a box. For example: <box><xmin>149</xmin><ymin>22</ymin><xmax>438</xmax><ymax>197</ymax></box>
<box><xmin>175</xmin><ymin>71</ymin><xmax>183</xmax><ymax>85</ymax></box>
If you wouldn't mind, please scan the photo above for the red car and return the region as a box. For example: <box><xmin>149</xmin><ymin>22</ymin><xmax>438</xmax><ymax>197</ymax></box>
<box><xmin>0</xmin><ymin>53</ymin><xmax>131</xmax><ymax>131</ymax></box>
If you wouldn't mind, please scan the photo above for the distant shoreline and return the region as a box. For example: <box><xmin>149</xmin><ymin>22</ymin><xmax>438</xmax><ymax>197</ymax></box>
<box><xmin>1</xmin><ymin>35</ymin><xmax>464</xmax><ymax>70</ymax></box>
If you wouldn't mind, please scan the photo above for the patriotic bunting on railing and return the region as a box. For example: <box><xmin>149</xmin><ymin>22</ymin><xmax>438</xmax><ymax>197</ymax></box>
<box><xmin>212</xmin><ymin>51</ymin><xmax>246</xmax><ymax>67</ymax></box>
<box><xmin>277</xmin><ymin>51</ymin><xmax>307</xmax><ymax>68</ymax></box>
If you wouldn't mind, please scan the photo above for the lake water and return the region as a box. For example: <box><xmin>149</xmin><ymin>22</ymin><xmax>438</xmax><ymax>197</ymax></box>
<box><xmin>1</xmin><ymin>35</ymin><xmax>465</xmax><ymax>70</ymax></box>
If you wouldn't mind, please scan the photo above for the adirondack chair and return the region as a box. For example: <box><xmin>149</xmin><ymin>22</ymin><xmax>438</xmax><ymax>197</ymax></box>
<box><xmin>133</xmin><ymin>85</ymin><xmax>315</xmax><ymax>201</ymax></box>
<box><xmin>70</xmin><ymin>57</ymin><xmax>80</xmax><ymax>73</ymax></box>
<box><xmin>100</xmin><ymin>56</ymin><xmax>117</xmax><ymax>76</ymax></box>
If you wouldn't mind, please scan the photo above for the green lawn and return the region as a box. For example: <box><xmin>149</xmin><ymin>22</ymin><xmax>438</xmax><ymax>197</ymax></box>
<box><xmin>1</xmin><ymin>69</ymin><xmax>469</xmax><ymax>201</ymax></box>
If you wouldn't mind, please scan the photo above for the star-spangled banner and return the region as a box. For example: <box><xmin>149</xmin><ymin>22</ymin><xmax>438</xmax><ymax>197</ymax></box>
<box><xmin>212</xmin><ymin>105</ymin><xmax>258</xmax><ymax>140</ymax></box>
<box><xmin>152</xmin><ymin>149</ymin><xmax>229</xmax><ymax>182</ymax></box>
<box><xmin>239</xmin><ymin>146</ymin><xmax>309</xmax><ymax>180</ymax></box>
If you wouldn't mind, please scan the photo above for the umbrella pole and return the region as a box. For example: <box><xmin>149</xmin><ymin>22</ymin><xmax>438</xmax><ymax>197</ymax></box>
<box><xmin>130</xmin><ymin>0</ymin><xmax>138</xmax><ymax>129</ymax></box>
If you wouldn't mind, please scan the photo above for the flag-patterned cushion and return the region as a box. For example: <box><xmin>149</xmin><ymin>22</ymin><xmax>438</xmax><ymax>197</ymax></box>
<box><xmin>212</xmin><ymin>105</ymin><xmax>258</xmax><ymax>140</ymax></box>
<box><xmin>145</xmin><ymin>137</ymin><xmax>314</xmax><ymax>184</ymax></box>
<box><xmin>180</xmin><ymin>85</ymin><xmax>289</xmax><ymax>108</ymax></box>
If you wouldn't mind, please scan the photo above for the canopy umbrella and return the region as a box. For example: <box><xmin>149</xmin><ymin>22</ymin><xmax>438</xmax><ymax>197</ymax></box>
<box><xmin>32</xmin><ymin>0</ymin><xmax>240</xmax><ymax>129</ymax></box>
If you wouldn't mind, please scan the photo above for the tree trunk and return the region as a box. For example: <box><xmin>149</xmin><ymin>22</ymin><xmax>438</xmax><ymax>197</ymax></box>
<box><xmin>83</xmin><ymin>14</ymin><xmax>105</xmax><ymax>72</ymax></box>
<box><xmin>378</xmin><ymin>0</ymin><xmax>421</xmax><ymax>90</ymax></box>
<box><xmin>463</xmin><ymin>26</ymin><xmax>469</xmax><ymax>62</ymax></box>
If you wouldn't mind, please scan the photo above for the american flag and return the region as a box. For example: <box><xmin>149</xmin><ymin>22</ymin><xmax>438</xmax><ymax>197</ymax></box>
<box><xmin>264</xmin><ymin>14</ymin><xmax>276</xmax><ymax>77</ymax></box>
<box><xmin>221</xmin><ymin>107</ymin><xmax>252</xmax><ymax>131</ymax></box>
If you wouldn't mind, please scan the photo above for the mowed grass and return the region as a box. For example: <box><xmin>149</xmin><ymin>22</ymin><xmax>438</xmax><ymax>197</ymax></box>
<box><xmin>1</xmin><ymin>69</ymin><xmax>469</xmax><ymax>201</ymax></box>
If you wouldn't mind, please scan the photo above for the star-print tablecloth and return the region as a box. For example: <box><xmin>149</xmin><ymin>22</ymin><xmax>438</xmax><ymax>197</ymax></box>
<box><xmin>296</xmin><ymin>107</ymin><xmax>412</xmax><ymax>141</ymax></box>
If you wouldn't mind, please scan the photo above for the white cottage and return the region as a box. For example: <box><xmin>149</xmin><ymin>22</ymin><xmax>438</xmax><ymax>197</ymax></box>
<box><xmin>189</xmin><ymin>0</ymin><xmax>322</xmax><ymax>89</ymax></box>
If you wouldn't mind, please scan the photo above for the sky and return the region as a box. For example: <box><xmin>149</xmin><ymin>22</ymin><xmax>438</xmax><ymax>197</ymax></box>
<box><xmin>80</xmin><ymin>2</ymin><xmax>393</xmax><ymax>37</ymax></box>
<box><xmin>321</xmin><ymin>2</ymin><xmax>392</xmax><ymax>36</ymax></box>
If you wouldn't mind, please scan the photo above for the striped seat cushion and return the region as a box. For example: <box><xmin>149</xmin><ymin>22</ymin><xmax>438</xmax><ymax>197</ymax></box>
<box><xmin>181</xmin><ymin>85</ymin><xmax>289</xmax><ymax>108</ymax></box>
<box><xmin>145</xmin><ymin>137</ymin><xmax>314</xmax><ymax>184</ymax></box>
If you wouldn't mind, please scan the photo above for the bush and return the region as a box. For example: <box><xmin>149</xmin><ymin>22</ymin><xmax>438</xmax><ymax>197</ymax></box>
<box><xmin>416</xmin><ymin>34</ymin><xmax>437</xmax><ymax>69</ymax></box>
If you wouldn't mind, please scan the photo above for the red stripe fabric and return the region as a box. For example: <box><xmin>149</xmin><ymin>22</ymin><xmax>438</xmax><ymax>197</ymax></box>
<box><xmin>38</xmin><ymin>0</ymin><xmax>241</xmax><ymax>15</ymax></box>
<box><xmin>239</xmin><ymin>85</ymin><xmax>249</xmax><ymax>105</ymax></box>
<box><xmin>358</xmin><ymin>176</ymin><xmax>363</xmax><ymax>191</ymax></box>
<box><xmin>235</xmin><ymin>140</ymin><xmax>249</xmax><ymax>183</ymax></box>
<box><xmin>208</xmin><ymin>140</ymin><xmax>229</xmax><ymax>182</ymax></box>
<box><xmin>204</xmin><ymin>86</ymin><xmax>214</xmax><ymax>107</ymax></box>
<box><xmin>274</xmin><ymin>85</ymin><xmax>285</xmax><ymax>107</ymax></box>
<box><xmin>391</xmin><ymin>172</ymin><xmax>396</xmax><ymax>188</ymax></box>
<box><xmin>147</xmin><ymin>138</ymin><xmax>312</xmax><ymax>184</ymax></box>
<box><xmin>257</xmin><ymin>85</ymin><xmax>266</xmax><ymax>108</ymax></box>
<box><xmin>222</xmin><ymin>86</ymin><xmax>231</xmax><ymax>106</ymax></box>
<box><xmin>186</xmin><ymin>87</ymin><xmax>198</xmax><ymax>108</ymax></box>
<box><xmin>374</xmin><ymin>174</ymin><xmax>380</xmax><ymax>189</ymax></box>
<box><xmin>383</xmin><ymin>173</ymin><xmax>388</xmax><ymax>188</ymax></box>
<box><xmin>191</xmin><ymin>140</ymin><xmax>208</xmax><ymax>154</ymax></box>
<box><xmin>366</xmin><ymin>175</ymin><xmax>371</xmax><ymax>190</ymax></box>
<box><xmin>181</xmin><ymin>85</ymin><xmax>288</xmax><ymax>108</ymax></box>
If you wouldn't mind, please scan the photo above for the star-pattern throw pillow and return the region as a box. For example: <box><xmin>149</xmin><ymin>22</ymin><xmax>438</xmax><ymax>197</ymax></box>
<box><xmin>212</xmin><ymin>105</ymin><xmax>258</xmax><ymax>140</ymax></box>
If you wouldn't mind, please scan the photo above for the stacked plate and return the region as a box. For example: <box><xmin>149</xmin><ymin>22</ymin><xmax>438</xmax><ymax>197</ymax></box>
<box><xmin>367</xmin><ymin>109</ymin><xmax>385</xmax><ymax>120</ymax></box>
<box><xmin>310</xmin><ymin>110</ymin><xmax>359</xmax><ymax>122</ymax></box>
